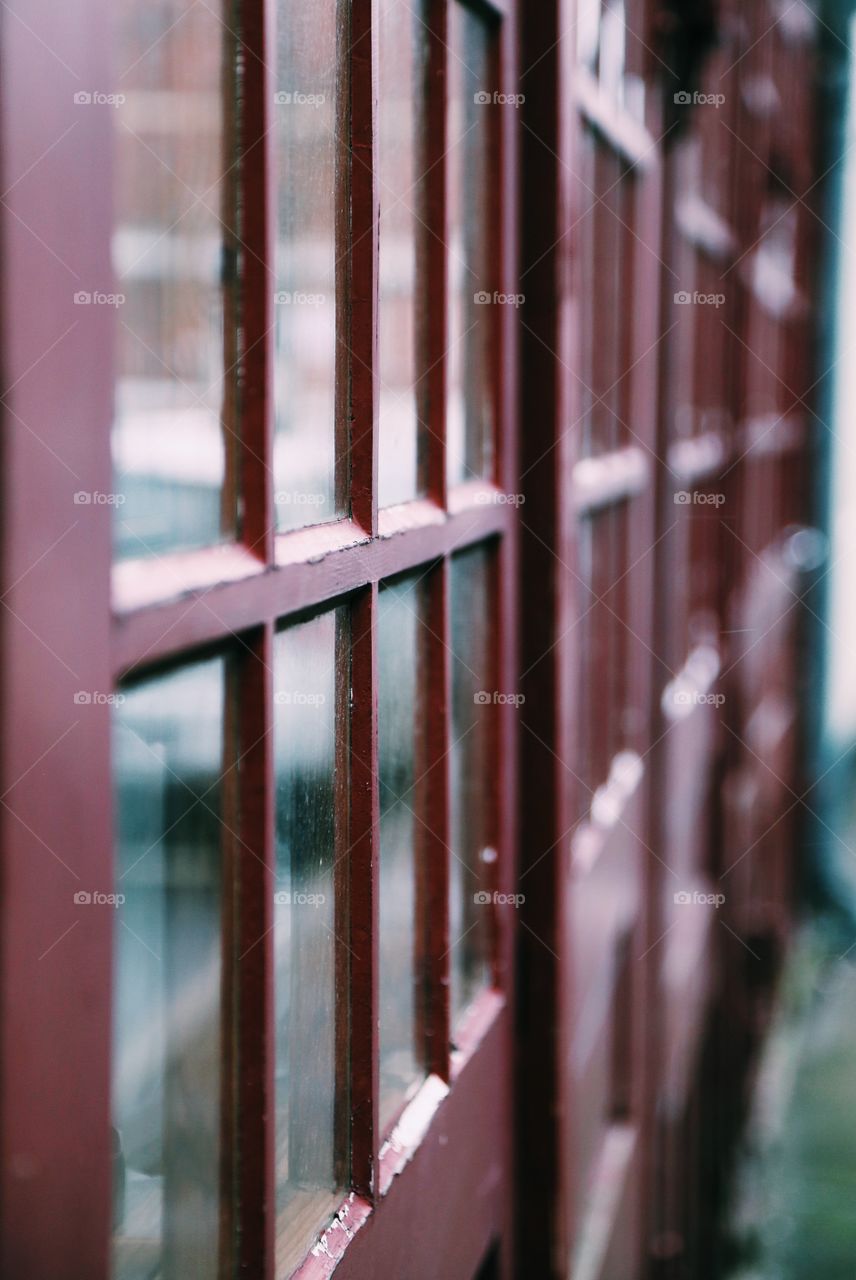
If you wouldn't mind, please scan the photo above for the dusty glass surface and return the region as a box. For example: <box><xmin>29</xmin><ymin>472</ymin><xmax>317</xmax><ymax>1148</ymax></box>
<box><xmin>112</xmin><ymin>0</ymin><xmax>235</xmax><ymax>559</ymax></box>
<box><xmin>112</xmin><ymin>657</ymin><xmax>227</xmax><ymax>1279</ymax></box>
<box><xmin>378</xmin><ymin>575</ymin><xmax>426</xmax><ymax>1128</ymax></box>
<box><xmin>274</xmin><ymin>609</ymin><xmax>348</xmax><ymax>1272</ymax></box>
<box><xmin>274</xmin><ymin>0</ymin><xmax>341</xmax><ymax>530</ymax></box>
<box><xmin>378</xmin><ymin>0</ymin><xmax>424</xmax><ymax>507</ymax></box>
<box><xmin>449</xmin><ymin>545</ymin><xmax>494</xmax><ymax>1020</ymax></box>
<box><xmin>447</xmin><ymin>4</ymin><xmax>495</xmax><ymax>488</ymax></box>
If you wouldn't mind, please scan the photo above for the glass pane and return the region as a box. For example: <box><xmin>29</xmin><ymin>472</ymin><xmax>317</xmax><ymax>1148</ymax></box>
<box><xmin>274</xmin><ymin>0</ymin><xmax>341</xmax><ymax>530</ymax></box>
<box><xmin>449</xmin><ymin>545</ymin><xmax>494</xmax><ymax>1019</ymax></box>
<box><xmin>274</xmin><ymin>610</ymin><xmax>348</xmax><ymax>1272</ymax></box>
<box><xmin>447</xmin><ymin>4</ymin><xmax>495</xmax><ymax>488</ymax></box>
<box><xmin>378</xmin><ymin>575</ymin><xmax>426</xmax><ymax>1128</ymax></box>
<box><xmin>112</xmin><ymin>1</ymin><xmax>235</xmax><ymax>559</ymax></box>
<box><xmin>378</xmin><ymin>0</ymin><xmax>424</xmax><ymax>507</ymax></box>
<box><xmin>112</xmin><ymin>657</ymin><xmax>227</xmax><ymax>1279</ymax></box>
<box><xmin>578</xmin><ymin>136</ymin><xmax>629</xmax><ymax>457</ymax></box>
<box><xmin>577</xmin><ymin>0</ymin><xmax>601</xmax><ymax>68</ymax></box>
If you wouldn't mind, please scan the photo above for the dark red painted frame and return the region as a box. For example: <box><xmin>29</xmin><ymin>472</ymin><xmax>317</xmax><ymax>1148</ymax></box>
<box><xmin>0</xmin><ymin>0</ymin><xmax>520</xmax><ymax>1276</ymax></box>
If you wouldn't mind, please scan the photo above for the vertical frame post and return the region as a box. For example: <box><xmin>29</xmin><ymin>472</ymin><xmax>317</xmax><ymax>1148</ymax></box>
<box><xmin>0</xmin><ymin>2</ymin><xmax>115</xmax><ymax>1275</ymax></box>
<box><xmin>240</xmin><ymin>0</ymin><xmax>275</xmax><ymax>564</ymax></box>
<box><xmin>350</xmin><ymin>585</ymin><xmax>380</xmax><ymax>1194</ymax></box>
<box><xmin>350</xmin><ymin>0</ymin><xmax>379</xmax><ymax>536</ymax></box>
<box><xmin>235</xmin><ymin>624</ymin><xmax>276</xmax><ymax>1277</ymax></box>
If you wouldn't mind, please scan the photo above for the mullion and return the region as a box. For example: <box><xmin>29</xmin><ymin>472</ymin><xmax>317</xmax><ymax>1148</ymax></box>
<box><xmin>485</xmin><ymin>544</ymin><xmax>502</xmax><ymax>987</ymax></box>
<box><xmin>239</xmin><ymin>0</ymin><xmax>276</xmax><ymax>562</ymax></box>
<box><xmin>492</xmin><ymin>530</ymin><xmax>516</xmax><ymax>993</ymax></box>
<box><xmin>221</xmin><ymin>656</ymin><xmax>240</xmax><ymax>1273</ymax></box>
<box><xmin>350</xmin><ymin>0</ymin><xmax>379</xmax><ymax>534</ymax></box>
<box><xmin>334</xmin><ymin>606</ymin><xmax>354</xmax><ymax>1182</ymax></box>
<box><xmin>221</xmin><ymin>11</ymin><xmax>242</xmax><ymax>553</ymax></box>
<box><xmin>233</xmin><ymin>623</ymin><xmax>276</xmax><ymax>1277</ymax></box>
<box><xmin>423</xmin><ymin>0</ymin><xmax>449</xmax><ymax>507</ymax></box>
<box><xmin>486</xmin><ymin>14</ymin><xmax>503</xmax><ymax>489</ymax></box>
<box><xmin>349</xmin><ymin>584</ymin><xmax>380</xmax><ymax>1192</ymax></box>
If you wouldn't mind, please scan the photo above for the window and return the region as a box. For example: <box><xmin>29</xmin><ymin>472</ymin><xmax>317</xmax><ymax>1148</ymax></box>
<box><xmin>0</xmin><ymin>0</ymin><xmax>818</xmax><ymax>1277</ymax></box>
<box><xmin>104</xmin><ymin>0</ymin><xmax>519</xmax><ymax>1274</ymax></box>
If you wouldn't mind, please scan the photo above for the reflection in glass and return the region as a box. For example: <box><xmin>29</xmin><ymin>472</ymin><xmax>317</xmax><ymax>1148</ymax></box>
<box><xmin>378</xmin><ymin>0</ymin><xmax>424</xmax><ymax>507</ymax></box>
<box><xmin>447</xmin><ymin>4</ymin><xmax>495</xmax><ymax>488</ymax></box>
<box><xmin>274</xmin><ymin>610</ymin><xmax>348</xmax><ymax>1273</ymax></box>
<box><xmin>450</xmin><ymin>545</ymin><xmax>494</xmax><ymax>1019</ymax></box>
<box><xmin>274</xmin><ymin>0</ymin><xmax>341</xmax><ymax>531</ymax></box>
<box><xmin>378</xmin><ymin>575</ymin><xmax>426</xmax><ymax>1128</ymax></box>
<box><xmin>112</xmin><ymin>657</ymin><xmax>227</xmax><ymax>1279</ymax></box>
<box><xmin>112</xmin><ymin>0</ymin><xmax>235</xmax><ymax>559</ymax></box>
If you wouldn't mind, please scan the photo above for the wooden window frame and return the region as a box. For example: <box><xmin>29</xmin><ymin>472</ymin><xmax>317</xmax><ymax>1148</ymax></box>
<box><xmin>0</xmin><ymin>0</ymin><xmax>519</xmax><ymax>1276</ymax></box>
<box><xmin>517</xmin><ymin>0</ymin><xmax>662</xmax><ymax>1270</ymax></box>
